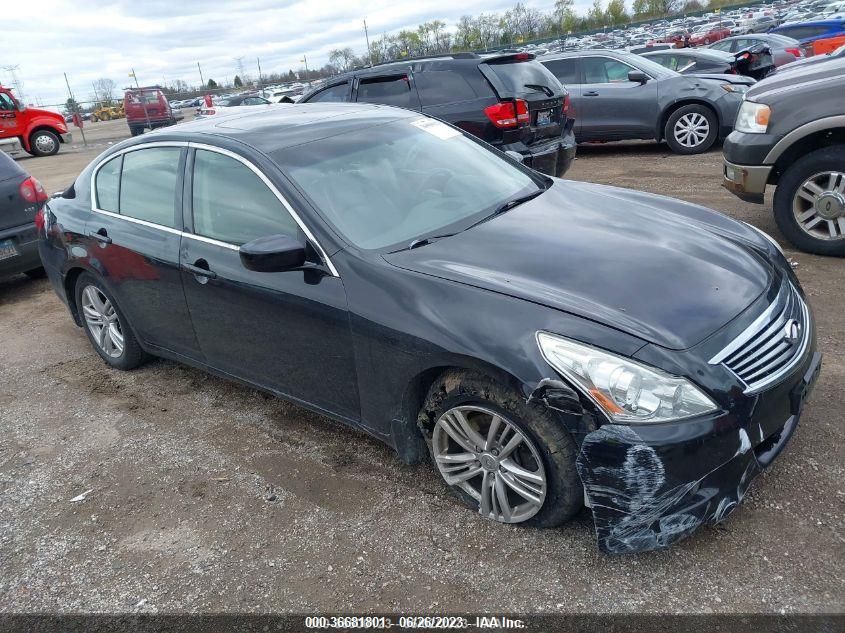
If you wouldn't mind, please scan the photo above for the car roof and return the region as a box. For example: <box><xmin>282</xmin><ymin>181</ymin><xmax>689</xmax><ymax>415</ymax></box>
<box><xmin>127</xmin><ymin>102</ymin><xmax>417</xmax><ymax>153</ymax></box>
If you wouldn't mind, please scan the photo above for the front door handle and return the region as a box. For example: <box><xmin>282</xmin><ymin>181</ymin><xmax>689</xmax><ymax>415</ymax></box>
<box><xmin>182</xmin><ymin>261</ymin><xmax>217</xmax><ymax>280</ymax></box>
<box><xmin>583</xmin><ymin>91</ymin><xmax>600</xmax><ymax>97</ymax></box>
<box><xmin>88</xmin><ymin>229</ymin><xmax>112</xmax><ymax>244</ymax></box>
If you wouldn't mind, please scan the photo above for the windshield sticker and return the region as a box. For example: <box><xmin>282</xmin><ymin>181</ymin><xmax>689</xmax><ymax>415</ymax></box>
<box><xmin>410</xmin><ymin>117</ymin><xmax>461</xmax><ymax>140</ymax></box>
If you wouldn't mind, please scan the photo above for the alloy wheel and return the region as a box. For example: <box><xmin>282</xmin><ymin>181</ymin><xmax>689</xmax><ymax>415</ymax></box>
<box><xmin>81</xmin><ymin>285</ymin><xmax>125</xmax><ymax>358</ymax></box>
<box><xmin>432</xmin><ymin>405</ymin><xmax>547</xmax><ymax>523</ymax></box>
<box><xmin>33</xmin><ymin>134</ymin><xmax>57</xmax><ymax>154</ymax></box>
<box><xmin>792</xmin><ymin>170</ymin><xmax>845</xmax><ymax>241</ymax></box>
<box><xmin>673</xmin><ymin>112</ymin><xmax>710</xmax><ymax>149</ymax></box>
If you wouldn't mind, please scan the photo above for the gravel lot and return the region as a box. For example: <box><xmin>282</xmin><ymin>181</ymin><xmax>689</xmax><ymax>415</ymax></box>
<box><xmin>1</xmin><ymin>119</ymin><xmax>843</xmax><ymax>615</ymax></box>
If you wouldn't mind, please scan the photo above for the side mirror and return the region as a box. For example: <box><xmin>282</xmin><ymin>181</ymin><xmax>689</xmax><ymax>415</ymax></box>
<box><xmin>628</xmin><ymin>70</ymin><xmax>649</xmax><ymax>84</ymax></box>
<box><xmin>505</xmin><ymin>150</ymin><xmax>525</xmax><ymax>164</ymax></box>
<box><xmin>239</xmin><ymin>234</ymin><xmax>306</xmax><ymax>272</ymax></box>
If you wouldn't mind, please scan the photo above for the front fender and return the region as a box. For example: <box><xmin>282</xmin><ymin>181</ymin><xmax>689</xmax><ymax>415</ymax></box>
<box><xmin>22</xmin><ymin>116</ymin><xmax>68</xmax><ymax>150</ymax></box>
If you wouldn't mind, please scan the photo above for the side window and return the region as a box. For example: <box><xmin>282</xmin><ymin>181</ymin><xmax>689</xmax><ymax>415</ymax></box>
<box><xmin>356</xmin><ymin>75</ymin><xmax>413</xmax><ymax>108</ymax></box>
<box><xmin>582</xmin><ymin>58</ymin><xmax>635</xmax><ymax>83</ymax></box>
<box><xmin>648</xmin><ymin>55</ymin><xmax>674</xmax><ymax>69</ymax></box>
<box><xmin>243</xmin><ymin>97</ymin><xmax>268</xmax><ymax>105</ymax></box>
<box><xmin>95</xmin><ymin>155</ymin><xmax>122</xmax><ymax>213</ymax></box>
<box><xmin>0</xmin><ymin>92</ymin><xmax>16</xmax><ymax>111</ymax></box>
<box><xmin>676</xmin><ymin>56</ymin><xmax>697</xmax><ymax>72</ymax></box>
<box><xmin>414</xmin><ymin>71</ymin><xmax>477</xmax><ymax>106</ymax></box>
<box><xmin>191</xmin><ymin>149</ymin><xmax>299</xmax><ymax>246</ymax></box>
<box><xmin>119</xmin><ymin>148</ymin><xmax>181</xmax><ymax>228</ymax></box>
<box><xmin>540</xmin><ymin>59</ymin><xmax>580</xmax><ymax>85</ymax></box>
<box><xmin>307</xmin><ymin>83</ymin><xmax>349</xmax><ymax>103</ymax></box>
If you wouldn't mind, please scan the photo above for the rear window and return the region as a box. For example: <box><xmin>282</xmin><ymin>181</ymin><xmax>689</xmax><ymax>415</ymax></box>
<box><xmin>415</xmin><ymin>71</ymin><xmax>477</xmax><ymax>105</ymax></box>
<box><xmin>357</xmin><ymin>75</ymin><xmax>415</xmax><ymax>108</ymax></box>
<box><xmin>483</xmin><ymin>60</ymin><xmax>563</xmax><ymax>96</ymax></box>
<box><xmin>126</xmin><ymin>92</ymin><xmax>161</xmax><ymax>105</ymax></box>
<box><xmin>0</xmin><ymin>150</ymin><xmax>25</xmax><ymax>180</ymax></box>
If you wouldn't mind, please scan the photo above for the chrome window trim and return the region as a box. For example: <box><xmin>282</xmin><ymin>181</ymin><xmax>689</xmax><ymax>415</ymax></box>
<box><xmin>189</xmin><ymin>142</ymin><xmax>339</xmax><ymax>277</ymax></box>
<box><xmin>87</xmin><ymin>140</ymin><xmax>339</xmax><ymax>276</ymax></box>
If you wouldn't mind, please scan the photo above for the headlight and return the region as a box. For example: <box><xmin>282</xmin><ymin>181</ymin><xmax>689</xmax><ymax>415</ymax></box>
<box><xmin>536</xmin><ymin>332</ymin><xmax>719</xmax><ymax>424</ymax></box>
<box><xmin>735</xmin><ymin>100</ymin><xmax>771</xmax><ymax>133</ymax></box>
<box><xmin>721</xmin><ymin>83</ymin><xmax>749</xmax><ymax>94</ymax></box>
<box><xmin>744</xmin><ymin>221</ymin><xmax>784</xmax><ymax>255</ymax></box>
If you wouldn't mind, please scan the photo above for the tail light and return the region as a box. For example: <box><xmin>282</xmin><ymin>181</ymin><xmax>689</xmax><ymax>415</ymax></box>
<box><xmin>484</xmin><ymin>99</ymin><xmax>529</xmax><ymax>129</ymax></box>
<box><xmin>562</xmin><ymin>93</ymin><xmax>571</xmax><ymax>117</ymax></box>
<box><xmin>34</xmin><ymin>207</ymin><xmax>45</xmax><ymax>233</ymax></box>
<box><xmin>515</xmin><ymin>99</ymin><xmax>529</xmax><ymax>125</ymax></box>
<box><xmin>784</xmin><ymin>47</ymin><xmax>803</xmax><ymax>57</ymax></box>
<box><xmin>20</xmin><ymin>176</ymin><xmax>48</xmax><ymax>205</ymax></box>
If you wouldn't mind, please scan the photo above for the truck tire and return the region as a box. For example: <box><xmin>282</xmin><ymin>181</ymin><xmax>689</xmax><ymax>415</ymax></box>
<box><xmin>129</xmin><ymin>125</ymin><xmax>143</xmax><ymax>137</ymax></box>
<box><xmin>773</xmin><ymin>146</ymin><xmax>845</xmax><ymax>257</ymax></box>
<box><xmin>665</xmin><ymin>104</ymin><xmax>718</xmax><ymax>155</ymax></box>
<box><xmin>90</xmin><ymin>114</ymin><xmax>99</xmax><ymax>122</ymax></box>
<box><xmin>28</xmin><ymin>130</ymin><xmax>60</xmax><ymax>156</ymax></box>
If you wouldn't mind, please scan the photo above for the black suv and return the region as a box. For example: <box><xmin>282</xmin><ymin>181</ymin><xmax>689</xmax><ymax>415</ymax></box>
<box><xmin>299</xmin><ymin>53</ymin><xmax>576</xmax><ymax>177</ymax></box>
<box><xmin>0</xmin><ymin>150</ymin><xmax>46</xmax><ymax>279</ymax></box>
<box><xmin>723</xmin><ymin>57</ymin><xmax>845</xmax><ymax>256</ymax></box>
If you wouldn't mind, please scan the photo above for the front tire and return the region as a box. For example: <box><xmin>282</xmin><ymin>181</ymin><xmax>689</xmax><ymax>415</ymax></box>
<box><xmin>420</xmin><ymin>371</ymin><xmax>582</xmax><ymax>528</ymax></box>
<box><xmin>665</xmin><ymin>104</ymin><xmax>718</xmax><ymax>155</ymax></box>
<box><xmin>773</xmin><ymin>146</ymin><xmax>845</xmax><ymax>256</ymax></box>
<box><xmin>28</xmin><ymin>130</ymin><xmax>60</xmax><ymax>157</ymax></box>
<box><xmin>74</xmin><ymin>272</ymin><xmax>146</xmax><ymax>370</ymax></box>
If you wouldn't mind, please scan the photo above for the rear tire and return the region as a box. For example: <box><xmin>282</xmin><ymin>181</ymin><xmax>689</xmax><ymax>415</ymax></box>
<box><xmin>773</xmin><ymin>146</ymin><xmax>845</xmax><ymax>257</ymax></box>
<box><xmin>665</xmin><ymin>104</ymin><xmax>718</xmax><ymax>155</ymax></box>
<box><xmin>419</xmin><ymin>370</ymin><xmax>582</xmax><ymax>528</ymax></box>
<box><xmin>74</xmin><ymin>272</ymin><xmax>146</xmax><ymax>370</ymax></box>
<box><xmin>129</xmin><ymin>125</ymin><xmax>143</xmax><ymax>137</ymax></box>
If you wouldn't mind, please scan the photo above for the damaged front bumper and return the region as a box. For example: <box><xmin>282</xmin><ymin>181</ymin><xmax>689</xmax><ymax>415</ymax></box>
<box><xmin>575</xmin><ymin>349</ymin><xmax>821</xmax><ymax>555</ymax></box>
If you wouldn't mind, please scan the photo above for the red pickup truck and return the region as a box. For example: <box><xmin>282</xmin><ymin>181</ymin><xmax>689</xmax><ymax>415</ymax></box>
<box><xmin>0</xmin><ymin>84</ymin><xmax>72</xmax><ymax>157</ymax></box>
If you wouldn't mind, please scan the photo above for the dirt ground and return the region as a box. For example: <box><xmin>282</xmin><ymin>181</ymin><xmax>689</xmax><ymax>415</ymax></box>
<box><xmin>1</xmin><ymin>121</ymin><xmax>843</xmax><ymax>615</ymax></box>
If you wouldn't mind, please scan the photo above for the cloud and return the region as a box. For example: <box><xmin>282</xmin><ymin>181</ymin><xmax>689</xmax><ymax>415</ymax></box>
<box><xmin>3</xmin><ymin>0</ymin><xmax>595</xmax><ymax>106</ymax></box>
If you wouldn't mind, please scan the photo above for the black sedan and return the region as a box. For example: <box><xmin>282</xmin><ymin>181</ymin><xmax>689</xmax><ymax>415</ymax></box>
<box><xmin>37</xmin><ymin>104</ymin><xmax>821</xmax><ymax>554</ymax></box>
<box><xmin>0</xmin><ymin>150</ymin><xmax>47</xmax><ymax>279</ymax></box>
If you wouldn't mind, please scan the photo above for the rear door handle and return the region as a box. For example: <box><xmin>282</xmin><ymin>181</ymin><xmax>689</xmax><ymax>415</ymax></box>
<box><xmin>88</xmin><ymin>229</ymin><xmax>112</xmax><ymax>244</ymax></box>
<box><xmin>182</xmin><ymin>262</ymin><xmax>217</xmax><ymax>279</ymax></box>
<box><xmin>583</xmin><ymin>91</ymin><xmax>600</xmax><ymax>97</ymax></box>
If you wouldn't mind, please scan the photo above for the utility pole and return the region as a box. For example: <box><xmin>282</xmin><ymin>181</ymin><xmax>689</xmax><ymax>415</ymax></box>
<box><xmin>197</xmin><ymin>61</ymin><xmax>205</xmax><ymax>88</ymax></box>
<box><xmin>364</xmin><ymin>19</ymin><xmax>372</xmax><ymax>66</ymax></box>
<box><xmin>300</xmin><ymin>55</ymin><xmax>310</xmax><ymax>83</ymax></box>
<box><xmin>63</xmin><ymin>72</ymin><xmax>86</xmax><ymax>147</ymax></box>
<box><xmin>2</xmin><ymin>65</ymin><xmax>25</xmax><ymax>103</ymax></box>
<box><xmin>257</xmin><ymin>57</ymin><xmax>263</xmax><ymax>89</ymax></box>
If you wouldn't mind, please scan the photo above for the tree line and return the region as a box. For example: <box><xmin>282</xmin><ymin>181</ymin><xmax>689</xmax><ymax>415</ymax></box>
<box><xmin>328</xmin><ymin>0</ymin><xmax>749</xmax><ymax>69</ymax></box>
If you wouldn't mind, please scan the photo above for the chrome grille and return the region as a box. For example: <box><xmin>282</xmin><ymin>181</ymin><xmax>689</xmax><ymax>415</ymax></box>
<box><xmin>709</xmin><ymin>282</ymin><xmax>810</xmax><ymax>394</ymax></box>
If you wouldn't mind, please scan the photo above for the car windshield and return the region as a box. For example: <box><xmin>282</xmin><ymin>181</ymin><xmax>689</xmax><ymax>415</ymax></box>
<box><xmin>274</xmin><ymin>118</ymin><xmax>541</xmax><ymax>251</ymax></box>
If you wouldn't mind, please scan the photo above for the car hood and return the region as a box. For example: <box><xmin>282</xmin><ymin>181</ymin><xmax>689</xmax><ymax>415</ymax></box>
<box><xmin>383</xmin><ymin>180</ymin><xmax>772</xmax><ymax>350</ymax></box>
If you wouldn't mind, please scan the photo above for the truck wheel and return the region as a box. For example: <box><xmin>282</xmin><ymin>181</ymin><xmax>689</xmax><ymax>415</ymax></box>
<box><xmin>665</xmin><ymin>104</ymin><xmax>718</xmax><ymax>155</ymax></box>
<box><xmin>773</xmin><ymin>146</ymin><xmax>845</xmax><ymax>257</ymax></box>
<box><xmin>129</xmin><ymin>126</ymin><xmax>143</xmax><ymax>137</ymax></box>
<box><xmin>29</xmin><ymin>130</ymin><xmax>60</xmax><ymax>156</ymax></box>
<box><xmin>90</xmin><ymin>114</ymin><xmax>99</xmax><ymax>122</ymax></box>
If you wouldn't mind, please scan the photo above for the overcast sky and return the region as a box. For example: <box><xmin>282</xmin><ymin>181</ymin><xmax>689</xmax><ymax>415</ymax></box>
<box><xmin>3</xmin><ymin>0</ymin><xmax>596</xmax><ymax>107</ymax></box>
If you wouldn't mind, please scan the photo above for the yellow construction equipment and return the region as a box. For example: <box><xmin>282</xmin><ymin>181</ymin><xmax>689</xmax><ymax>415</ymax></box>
<box><xmin>89</xmin><ymin>102</ymin><xmax>125</xmax><ymax>122</ymax></box>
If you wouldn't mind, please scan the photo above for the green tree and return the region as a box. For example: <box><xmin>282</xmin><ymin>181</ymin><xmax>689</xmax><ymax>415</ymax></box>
<box><xmin>233</xmin><ymin>75</ymin><xmax>243</xmax><ymax>87</ymax></box>
<box><xmin>207</xmin><ymin>78</ymin><xmax>218</xmax><ymax>89</ymax></box>
<box><xmin>65</xmin><ymin>97</ymin><xmax>81</xmax><ymax>114</ymax></box>
<box><xmin>632</xmin><ymin>0</ymin><xmax>650</xmax><ymax>16</ymax></box>
<box><xmin>606</xmin><ymin>0</ymin><xmax>629</xmax><ymax>24</ymax></box>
